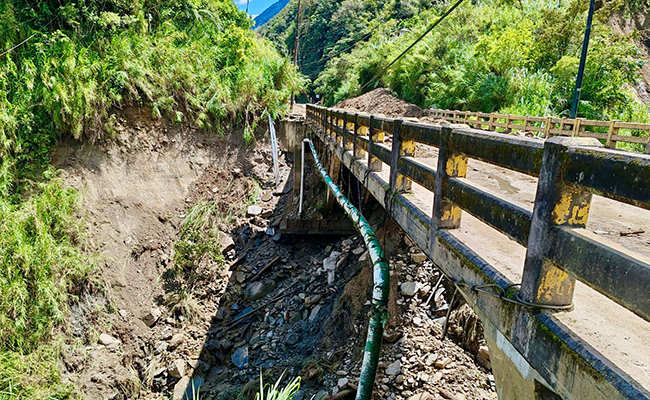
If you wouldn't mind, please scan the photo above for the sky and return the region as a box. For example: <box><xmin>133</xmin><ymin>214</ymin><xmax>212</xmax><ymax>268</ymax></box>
<box><xmin>234</xmin><ymin>0</ymin><xmax>277</xmax><ymax>18</ymax></box>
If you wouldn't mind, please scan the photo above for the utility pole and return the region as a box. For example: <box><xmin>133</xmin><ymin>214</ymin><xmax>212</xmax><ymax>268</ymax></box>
<box><xmin>291</xmin><ymin>0</ymin><xmax>302</xmax><ymax>109</ymax></box>
<box><xmin>569</xmin><ymin>0</ymin><xmax>596</xmax><ymax>119</ymax></box>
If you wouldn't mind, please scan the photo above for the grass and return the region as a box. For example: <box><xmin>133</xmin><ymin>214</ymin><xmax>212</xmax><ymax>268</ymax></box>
<box><xmin>0</xmin><ymin>176</ymin><xmax>92</xmax><ymax>399</ymax></box>
<box><xmin>0</xmin><ymin>177</ymin><xmax>92</xmax><ymax>352</ymax></box>
<box><xmin>173</xmin><ymin>201</ymin><xmax>228</xmax><ymax>277</ymax></box>
<box><xmin>256</xmin><ymin>372</ymin><xmax>302</xmax><ymax>400</ymax></box>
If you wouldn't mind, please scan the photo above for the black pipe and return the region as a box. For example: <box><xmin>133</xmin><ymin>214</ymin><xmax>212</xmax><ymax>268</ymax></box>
<box><xmin>569</xmin><ymin>0</ymin><xmax>596</xmax><ymax>119</ymax></box>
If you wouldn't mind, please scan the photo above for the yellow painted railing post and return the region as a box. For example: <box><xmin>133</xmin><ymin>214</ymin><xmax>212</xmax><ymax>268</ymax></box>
<box><xmin>344</xmin><ymin>112</ymin><xmax>354</xmax><ymax>152</ymax></box>
<box><xmin>520</xmin><ymin>137</ymin><xmax>603</xmax><ymax>307</ymax></box>
<box><xmin>431</xmin><ymin>127</ymin><xmax>468</xmax><ymax>232</ymax></box>
<box><xmin>368</xmin><ymin>116</ymin><xmax>384</xmax><ymax>172</ymax></box>
<box><xmin>389</xmin><ymin>120</ymin><xmax>415</xmax><ymax>192</ymax></box>
<box><xmin>353</xmin><ymin>113</ymin><xmax>365</xmax><ymax>159</ymax></box>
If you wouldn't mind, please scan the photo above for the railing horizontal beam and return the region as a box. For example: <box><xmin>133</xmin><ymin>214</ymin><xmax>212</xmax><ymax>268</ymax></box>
<box><xmin>446</xmin><ymin>178</ymin><xmax>532</xmax><ymax>245</ymax></box>
<box><xmin>398</xmin><ymin>156</ymin><xmax>437</xmax><ymax>192</ymax></box>
<box><xmin>564</xmin><ymin>147</ymin><xmax>650</xmax><ymax>210</ymax></box>
<box><xmin>548</xmin><ymin>227</ymin><xmax>650</xmax><ymax>322</ymax></box>
<box><xmin>449</xmin><ymin>128</ymin><xmax>544</xmax><ymax>176</ymax></box>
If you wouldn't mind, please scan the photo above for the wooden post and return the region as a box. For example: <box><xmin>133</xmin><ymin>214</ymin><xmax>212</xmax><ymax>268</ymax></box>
<box><xmin>520</xmin><ymin>137</ymin><xmax>602</xmax><ymax>307</ymax></box>
<box><xmin>368</xmin><ymin>116</ymin><xmax>384</xmax><ymax>172</ymax></box>
<box><xmin>341</xmin><ymin>112</ymin><xmax>349</xmax><ymax>151</ymax></box>
<box><xmin>544</xmin><ymin>117</ymin><xmax>553</xmax><ymax>138</ymax></box>
<box><xmin>572</xmin><ymin>118</ymin><xmax>583</xmax><ymax>137</ymax></box>
<box><xmin>389</xmin><ymin>120</ymin><xmax>414</xmax><ymax>192</ymax></box>
<box><xmin>505</xmin><ymin>115</ymin><xmax>512</xmax><ymax>133</ymax></box>
<box><xmin>488</xmin><ymin>114</ymin><xmax>495</xmax><ymax>131</ymax></box>
<box><xmin>326</xmin><ymin>110</ymin><xmax>332</xmax><ymax>136</ymax></box>
<box><xmin>431</xmin><ymin>127</ymin><xmax>468</xmax><ymax>233</ymax></box>
<box><xmin>606</xmin><ymin>120</ymin><xmax>619</xmax><ymax>149</ymax></box>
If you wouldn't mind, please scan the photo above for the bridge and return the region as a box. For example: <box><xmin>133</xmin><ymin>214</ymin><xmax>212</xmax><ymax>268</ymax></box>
<box><xmin>282</xmin><ymin>104</ymin><xmax>650</xmax><ymax>400</ymax></box>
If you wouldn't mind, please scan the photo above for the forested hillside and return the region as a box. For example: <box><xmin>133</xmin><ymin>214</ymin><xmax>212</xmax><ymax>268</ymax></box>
<box><xmin>254</xmin><ymin>0</ymin><xmax>290</xmax><ymax>28</ymax></box>
<box><xmin>0</xmin><ymin>1</ymin><xmax>302</xmax><ymax>397</ymax></box>
<box><xmin>262</xmin><ymin>0</ymin><xmax>650</xmax><ymax>148</ymax></box>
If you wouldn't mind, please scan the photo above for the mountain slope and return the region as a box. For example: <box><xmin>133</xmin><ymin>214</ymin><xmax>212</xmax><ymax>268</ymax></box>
<box><xmin>254</xmin><ymin>0</ymin><xmax>290</xmax><ymax>28</ymax></box>
<box><xmin>261</xmin><ymin>0</ymin><xmax>650</xmax><ymax>151</ymax></box>
<box><xmin>260</xmin><ymin>0</ymin><xmax>436</xmax><ymax>80</ymax></box>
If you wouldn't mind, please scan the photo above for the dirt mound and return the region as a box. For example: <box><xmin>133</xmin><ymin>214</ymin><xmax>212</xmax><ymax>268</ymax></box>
<box><xmin>335</xmin><ymin>88</ymin><xmax>426</xmax><ymax>118</ymax></box>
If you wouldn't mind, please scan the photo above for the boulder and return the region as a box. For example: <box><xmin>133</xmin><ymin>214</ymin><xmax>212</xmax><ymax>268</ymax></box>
<box><xmin>173</xmin><ymin>376</ymin><xmax>191</xmax><ymax>400</ymax></box>
<box><xmin>218</xmin><ymin>232</ymin><xmax>235</xmax><ymax>254</ymax></box>
<box><xmin>477</xmin><ymin>345</ymin><xmax>491</xmax><ymax>370</ymax></box>
<box><xmin>247</xmin><ymin>205</ymin><xmax>263</xmax><ymax>216</ymax></box>
<box><xmin>168</xmin><ymin>333</ymin><xmax>184</xmax><ymax>350</ymax></box>
<box><xmin>246</xmin><ymin>280</ymin><xmax>276</xmax><ymax>300</ymax></box>
<box><xmin>410</xmin><ymin>252</ymin><xmax>427</xmax><ymax>263</ymax></box>
<box><xmin>98</xmin><ymin>333</ymin><xmax>120</xmax><ymax>350</ymax></box>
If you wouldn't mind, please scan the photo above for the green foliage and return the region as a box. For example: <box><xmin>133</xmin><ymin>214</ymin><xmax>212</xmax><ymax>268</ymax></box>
<box><xmin>0</xmin><ymin>1</ymin><xmax>304</xmax><ymax>397</ymax></box>
<box><xmin>0</xmin><ymin>0</ymin><xmax>305</xmax><ymax>197</ymax></box>
<box><xmin>0</xmin><ymin>344</ymin><xmax>78</xmax><ymax>400</ymax></box>
<box><xmin>256</xmin><ymin>372</ymin><xmax>302</xmax><ymax>400</ymax></box>
<box><xmin>313</xmin><ymin>0</ymin><xmax>650</xmax><ymax>128</ymax></box>
<box><xmin>0</xmin><ymin>176</ymin><xmax>90</xmax><ymax>399</ymax></box>
<box><xmin>260</xmin><ymin>0</ymin><xmax>434</xmax><ymax>81</ymax></box>
<box><xmin>174</xmin><ymin>201</ymin><xmax>226</xmax><ymax>276</ymax></box>
<box><xmin>0</xmin><ymin>177</ymin><xmax>90</xmax><ymax>353</ymax></box>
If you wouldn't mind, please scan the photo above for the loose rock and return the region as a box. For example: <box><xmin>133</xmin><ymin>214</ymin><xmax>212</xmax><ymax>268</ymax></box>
<box><xmin>168</xmin><ymin>359</ymin><xmax>186</xmax><ymax>379</ymax></box>
<box><xmin>400</xmin><ymin>282</ymin><xmax>419</xmax><ymax>297</ymax></box>
<box><xmin>385</xmin><ymin>360</ymin><xmax>402</xmax><ymax>376</ymax></box>
<box><xmin>142</xmin><ymin>307</ymin><xmax>162</xmax><ymax>327</ymax></box>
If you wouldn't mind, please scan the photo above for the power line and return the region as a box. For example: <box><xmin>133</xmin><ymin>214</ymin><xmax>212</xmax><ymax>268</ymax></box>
<box><xmin>357</xmin><ymin>0</ymin><xmax>468</xmax><ymax>94</ymax></box>
<box><xmin>299</xmin><ymin>31</ymin><xmax>373</xmax><ymax>68</ymax></box>
<box><xmin>0</xmin><ymin>33</ymin><xmax>38</xmax><ymax>58</ymax></box>
<box><xmin>0</xmin><ymin>17</ymin><xmax>57</xmax><ymax>58</ymax></box>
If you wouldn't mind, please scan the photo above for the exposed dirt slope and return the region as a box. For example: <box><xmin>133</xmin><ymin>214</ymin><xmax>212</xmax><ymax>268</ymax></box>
<box><xmin>53</xmin><ymin>108</ymin><xmax>496</xmax><ymax>399</ymax></box>
<box><xmin>335</xmin><ymin>89</ymin><xmax>427</xmax><ymax>118</ymax></box>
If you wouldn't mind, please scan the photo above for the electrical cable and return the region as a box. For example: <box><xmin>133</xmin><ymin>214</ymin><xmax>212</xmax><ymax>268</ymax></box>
<box><xmin>299</xmin><ymin>32</ymin><xmax>374</xmax><ymax>68</ymax></box>
<box><xmin>0</xmin><ymin>17</ymin><xmax>56</xmax><ymax>58</ymax></box>
<box><xmin>357</xmin><ymin>0</ymin><xmax>468</xmax><ymax>94</ymax></box>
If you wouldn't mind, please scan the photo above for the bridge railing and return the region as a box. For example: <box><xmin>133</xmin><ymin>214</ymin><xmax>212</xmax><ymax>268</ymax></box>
<box><xmin>306</xmin><ymin>104</ymin><xmax>650</xmax><ymax>323</ymax></box>
<box><xmin>429</xmin><ymin>109</ymin><xmax>650</xmax><ymax>153</ymax></box>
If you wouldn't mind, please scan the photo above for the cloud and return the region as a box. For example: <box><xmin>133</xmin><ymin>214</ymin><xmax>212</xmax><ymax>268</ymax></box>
<box><xmin>235</xmin><ymin>0</ymin><xmax>249</xmax><ymax>5</ymax></box>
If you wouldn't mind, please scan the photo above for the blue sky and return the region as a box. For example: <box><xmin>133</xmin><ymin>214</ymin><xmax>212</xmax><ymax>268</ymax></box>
<box><xmin>234</xmin><ymin>0</ymin><xmax>277</xmax><ymax>18</ymax></box>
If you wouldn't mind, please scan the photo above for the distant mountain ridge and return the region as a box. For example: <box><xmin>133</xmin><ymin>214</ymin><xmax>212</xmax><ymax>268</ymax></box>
<box><xmin>254</xmin><ymin>0</ymin><xmax>290</xmax><ymax>28</ymax></box>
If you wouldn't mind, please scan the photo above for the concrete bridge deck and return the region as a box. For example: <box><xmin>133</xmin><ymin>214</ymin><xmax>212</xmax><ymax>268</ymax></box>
<box><xmin>297</xmin><ymin>105</ymin><xmax>650</xmax><ymax>399</ymax></box>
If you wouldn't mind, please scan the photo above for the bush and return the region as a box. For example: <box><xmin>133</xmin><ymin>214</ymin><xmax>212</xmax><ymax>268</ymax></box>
<box><xmin>315</xmin><ymin>0</ymin><xmax>650</xmax><ymax>126</ymax></box>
